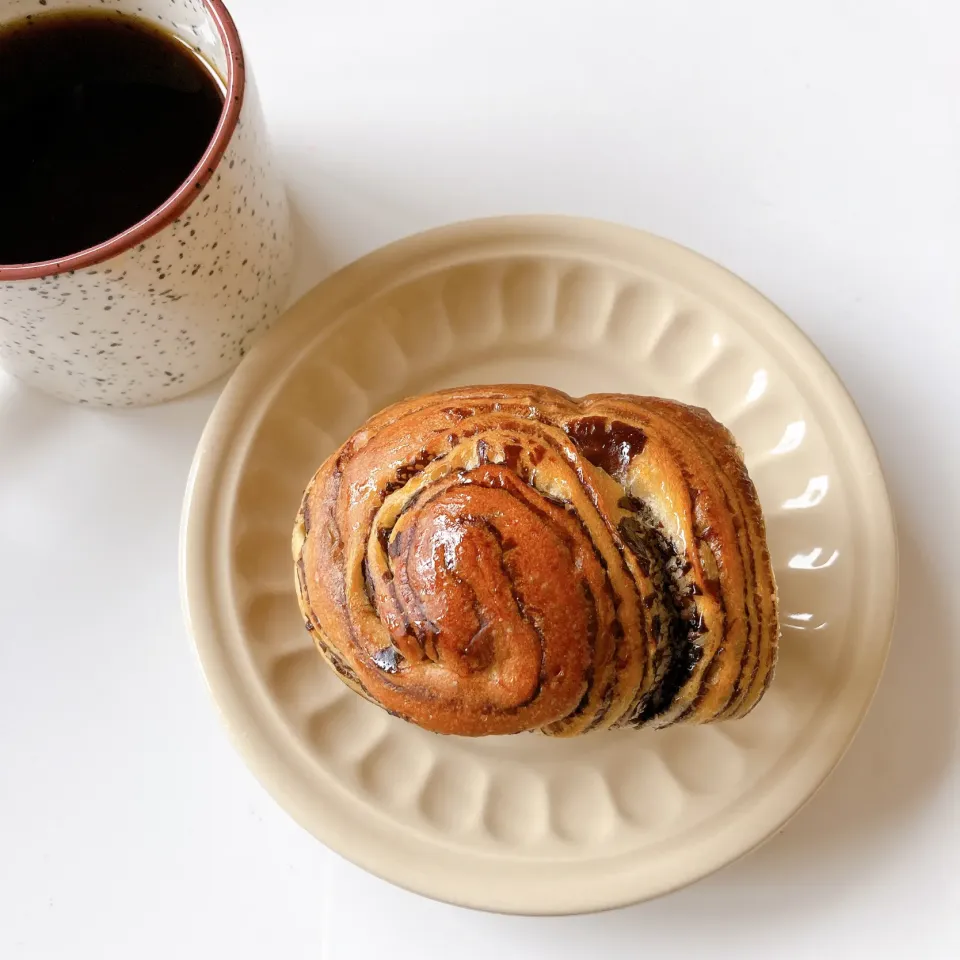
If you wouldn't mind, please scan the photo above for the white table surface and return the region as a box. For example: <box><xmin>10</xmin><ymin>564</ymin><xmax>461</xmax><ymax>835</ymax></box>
<box><xmin>2</xmin><ymin>1</ymin><xmax>958</xmax><ymax>956</ymax></box>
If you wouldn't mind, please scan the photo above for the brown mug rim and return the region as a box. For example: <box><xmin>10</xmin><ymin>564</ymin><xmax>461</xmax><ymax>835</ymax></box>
<box><xmin>0</xmin><ymin>0</ymin><xmax>246</xmax><ymax>282</ymax></box>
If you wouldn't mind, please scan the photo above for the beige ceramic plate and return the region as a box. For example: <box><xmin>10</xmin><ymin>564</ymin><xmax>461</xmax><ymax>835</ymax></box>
<box><xmin>180</xmin><ymin>216</ymin><xmax>897</xmax><ymax>915</ymax></box>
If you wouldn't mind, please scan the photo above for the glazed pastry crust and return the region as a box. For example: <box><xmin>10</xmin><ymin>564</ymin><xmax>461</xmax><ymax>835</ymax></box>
<box><xmin>293</xmin><ymin>385</ymin><xmax>779</xmax><ymax>737</ymax></box>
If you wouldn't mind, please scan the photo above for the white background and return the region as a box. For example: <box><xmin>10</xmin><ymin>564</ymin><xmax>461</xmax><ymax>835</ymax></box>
<box><xmin>2</xmin><ymin>0</ymin><xmax>958</xmax><ymax>956</ymax></box>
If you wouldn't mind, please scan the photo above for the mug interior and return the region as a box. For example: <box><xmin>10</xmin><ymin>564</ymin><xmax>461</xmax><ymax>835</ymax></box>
<box><xmin>0</xmin><ymin>0</ymin><xmax>243</xmax><ymax>280</ymax></box>
<box><xmin>1</xmin><ymin>0</ymin><xmax>228</xmax><ymax>77</ymax></box>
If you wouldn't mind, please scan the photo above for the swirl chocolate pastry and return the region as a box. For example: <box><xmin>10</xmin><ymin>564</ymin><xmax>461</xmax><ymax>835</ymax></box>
<box><xmin>292</xmin><ymin>385</ymin><xmax>779</xmax><ymax>737</ymax></box>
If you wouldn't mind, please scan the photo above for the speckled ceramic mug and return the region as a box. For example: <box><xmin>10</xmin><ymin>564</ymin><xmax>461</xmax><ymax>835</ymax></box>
<box><xmin>0</xmin><ymin>0</ymin><xmax>293</xmax><ymax>406</ymax></box>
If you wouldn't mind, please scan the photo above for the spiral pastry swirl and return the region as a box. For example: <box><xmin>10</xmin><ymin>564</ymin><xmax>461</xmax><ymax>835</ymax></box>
<box><xmin>293</xmin><ymin>385</ymin><xmax>778</xmax><ymax>737</ymax></box>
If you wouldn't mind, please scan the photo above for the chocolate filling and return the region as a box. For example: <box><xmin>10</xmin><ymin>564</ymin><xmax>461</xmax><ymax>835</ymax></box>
<box><xmin>618</xmin><ymin>500</ymin><xmax>703</xmax><ymax>723</ymax></box>
<box><xmin>564</xmin><ymin>417</ymin><xmax>647</xmax><ymax>478</ymax></box>
<box><xmin>372</xmin><ymin>646</ymin><xmax>402</xmax><ymax>673</ymax></box>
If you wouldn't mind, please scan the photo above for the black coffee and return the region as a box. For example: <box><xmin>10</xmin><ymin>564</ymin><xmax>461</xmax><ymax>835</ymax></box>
<box><xmin>0</xmin><ymin>11</ymin><xmax>224</xmax><ymax>266</ymax></box>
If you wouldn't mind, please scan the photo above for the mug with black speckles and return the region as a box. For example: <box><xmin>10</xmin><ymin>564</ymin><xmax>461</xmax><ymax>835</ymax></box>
<box><xmin>0</xmin><ymin>0</ymin><xmax>294</xmax><ymax>406</ymax></box>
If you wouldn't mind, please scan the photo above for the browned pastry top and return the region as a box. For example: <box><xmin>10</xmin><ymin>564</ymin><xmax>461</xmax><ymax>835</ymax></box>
<box><xmin>293</xmin><ymin>385</ymin><xmax>779</xmax><ymax>737</ymax></box>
